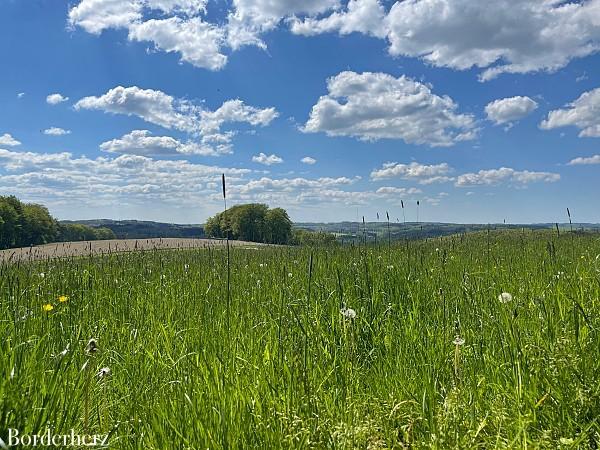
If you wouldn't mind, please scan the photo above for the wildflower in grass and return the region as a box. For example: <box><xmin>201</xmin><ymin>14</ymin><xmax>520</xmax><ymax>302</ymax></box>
<box><xmin>85</xmin><ymin>338</ymin><xmax>99</xmax><ymax>355</ymax></box>
<box><xmin>97</xmin><ymin>367</ymin><xmax>111</xmax><ymax>379</ymax></box>
<box><xmin>42</xmin><ymin>303</ymin><xmax>54</xmax><ymax>312</ymax></box>
<box><xmin>58</xmin><ymin>295</ymin><xmax>68</xmax><ymax>303</ymax></box>
<box><xmin>39</xmin><ymin>272</ymin><xmax>45</xmax><ymax>278</ymax></box>
<box><xmin>184</xmin><ymin>264</ymin><xmax>189</xmax><ymax>271</ymax></box>
<box><xmin>498</xmin><ymin>292</ymin><xmax>513</xmax><ymax>303</ymax></box>
<box><xmin>386</xmin><ymin>265</ymin><xmax>394</xmax><ymax>270</ymax></box>
<box><xmin>453</xmin><ymin>335</ymin><xmax>465</xmax><ymax>346</ymax></box>
<box><xmin>340</xmin><ymin>307</ymin><xmax>357</xmax><ymax>320</ymax></box>
<box><xmin>288</xmin><ymin>272</ymin><xmax>293</xmax><ymax>278</ymax></box>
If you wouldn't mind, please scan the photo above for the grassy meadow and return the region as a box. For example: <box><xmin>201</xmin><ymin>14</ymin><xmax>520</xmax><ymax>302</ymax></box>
<box><xmin>1</xmin><ymin>230</ymin><xmax>600</xmax><ymax>449</ymax></box>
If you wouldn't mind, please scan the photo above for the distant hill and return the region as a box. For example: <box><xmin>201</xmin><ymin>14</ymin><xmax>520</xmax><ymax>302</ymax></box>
<box><xmin>61</xmin><ymin>219</ymin><xmax>600</xmax><ymax>242</ymax></box>
<box><xmin>61</xmin><ymin>220</ymin><xmax>204</xmax><ymax>240</ymax></box>
<box><xmin>295</xmin><ymin>221</ymin><xmax>600</xmax><ymax>242</ymax></box>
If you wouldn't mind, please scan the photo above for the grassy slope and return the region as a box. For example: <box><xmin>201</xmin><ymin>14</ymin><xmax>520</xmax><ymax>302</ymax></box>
<box><xmin>1</xmin><ymin>229</ymin><xmax>599</xmax><ymax>448</ymax></box>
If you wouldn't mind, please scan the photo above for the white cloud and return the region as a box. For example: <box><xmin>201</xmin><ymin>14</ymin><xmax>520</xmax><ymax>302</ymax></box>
<box><xmin>226</xmin><ymin>0</ymin><xmax>339</xmax><ymax>49</ymax></box>
<box><xmin>455</xmin><ymin>167</ymin><xmax>560</xmax><ymax>187</ymax></box>
<box><xmin>17</xmin><ymin>92</ymin><xmax>25</xmax><ymax>99</ymax></box>
<box><xmin>68</xmin><ymin>0</ymin><xmax>600</xmax><ymax>78</ymax></box>
<box><xmin>371</xmin><ymin>161</ymin><xmax>452</xmax><ymax>180</ymax></box>
<box><xmin>541</xmin><ymin>87</ymin><xmax>600</xmax><ymax>137</ymax></box>
<box><xmin>375</xmin><ymin>186</ymin><xmax>422</xmax><ymax>195</ymax></box>
<box><xmin>128</xmin><ymin>17</ymin><xmax>227</xmax><ymax>70</ymax></box>
<box><xmin>567</xmin><ymin>155</ymin><xmax>600</xmax><ymax>165</ymax></box>
<box><xmin>0</xmin><ymin>133</ymin><xmax>21</xmax><ymax>147</ymax></box>
<box><xmin>74</xmin><ymin>85</ymin><xmax>195</xmax><ymax>131</ymax></box>
<box><xmin>46</xmin><ymin>93</ymin><xmax>69</xmax><ymax>105</ymax></box>
<box><xmin>304</xmin><ymin>71</ymin><xmax>476</xmax><ymax>147</ymax></box>
<box><xmin>252</xmin><ymin>152</ymin><xmax>283</xmax><ymax>165</ymax></box>
<box><xmin>386</xmin><ymin>0</ymin><xmax>600</xmax><ymax>81</ymax></box>
<box><xmin>301</xmin><ymin>156</ymin><xmax>316</xmax><ymax>165</ymax></box>
<box><xmin>68</xmin><ymin>0</ymin><xmax>142</xmax><ymax>34</ymax></box>
<box><xmin>100</xmin><ymin>130</ymin><xmax>227</xmax><ymax>156</ymax></box>
<box><xmin>485</xmin><ymin>96</ymin><xmax>538</xmax><ymax>126</ymax></box>
<box><xmin>44</xmin><ymin>127</ymin><xmax>71</xmax><ymax>136</ymax></box>
<box><xmin>0</xmin><ymin>148</ymin><xmax>250</xmax><ymax>209</ymax></box>
<box><xmin>74</xmin><ymin>86</ymin><xmax>277</xmax><ymax>155</ymax></box>
<box><xmin>290</xmin><ymin>0</ymin><xmax>386</xmax><ymax>38</ymax></box>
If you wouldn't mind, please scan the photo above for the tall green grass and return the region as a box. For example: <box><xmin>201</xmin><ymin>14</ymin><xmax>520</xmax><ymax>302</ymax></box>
<box><xmin>1</xmin><ymin>230</ymin><xmax>599</xmax><ymax>448</ymax></box>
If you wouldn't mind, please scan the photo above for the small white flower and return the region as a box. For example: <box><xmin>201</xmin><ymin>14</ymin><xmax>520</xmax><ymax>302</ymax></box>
<box><xmin>340</xmin><ymin>307</ymin><xmax>357</xmax><ymax>320</ymax></box>
<box><xmin>288</xmin><ymin>273</ymin><xmax>293</xmax><ymax>278</ymax></box>
<box><xmin>39</xmin><ymin>272</ymin><xmax>45</xmax><ymax>278</ymax></box>
<box><xmin>85</xmin><ymin>338</ymin><xmax>99</xmax><ymax>355</ymax></box>
<box><xmin>453</xmin><ymin>335</ymin><xmax>465</xmax><ymax>346</ymax></box>
<box><xmin>97</xmin><ymin>367</ymin><xmax>111</xmax><ymax>378</ymax></box>
<box><xmin>498</xmin><ymin>292</ymin><xmax>513</xmax><ymax>303</ymax></box>
<box><xmin>386</xmin><ymin>265</ymin><xmax>394</xmax><ymax>270</ymax></box>
<box><xmin>184</xmin><ymin>264</ymin><xmax>189</xmax><ymax>271</ymax></box>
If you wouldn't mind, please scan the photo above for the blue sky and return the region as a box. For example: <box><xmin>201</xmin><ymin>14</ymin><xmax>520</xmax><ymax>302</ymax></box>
<box><xmin>1</xmin><ymin>0</ymin><xmax>600</xmax><ymax>224</ymax></box>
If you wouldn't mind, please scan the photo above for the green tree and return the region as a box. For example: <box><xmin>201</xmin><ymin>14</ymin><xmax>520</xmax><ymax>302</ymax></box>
<box><xmin>21</xmin><ymin>203</ymin><xmax>58</xmax><ymax>246</ymax></box>
<box><xmin>265</xmin><ymin>208</ymin><xmax>292</xmax><ymax>244</ymax></box>
<box><xmin>204</xmin><ymin>204</ymin><xmax>293</xmax><ymax>244</ymax></box>
<box><xmin>0</xmin><ymin>197</ymin><xmax>21</xmax><ymax>249</ymax></box>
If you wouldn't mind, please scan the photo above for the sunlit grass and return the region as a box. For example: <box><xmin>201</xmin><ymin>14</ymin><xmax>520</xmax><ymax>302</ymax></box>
<box><xmin>1</xmin><ymin>230</ymin><xmax>599</xmax><ymax>448</ymax></box>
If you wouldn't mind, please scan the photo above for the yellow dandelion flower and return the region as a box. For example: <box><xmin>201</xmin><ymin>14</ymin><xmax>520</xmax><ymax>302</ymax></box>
<box><xmin>42</xmin><ymin>304</ymin><xmax>54</xmax><ymax>312</ymax></box>
<box><xmin>58</xmin><ymin>295</ymin><xmax>69</xmax><ymax>303</ymax></box>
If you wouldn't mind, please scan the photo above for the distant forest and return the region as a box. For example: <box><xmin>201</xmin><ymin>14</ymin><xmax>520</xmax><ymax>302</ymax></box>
<box><xmin>0</xmin><ymin>196</ymin><xmax>115</xmax><ymax>250</ymax></box>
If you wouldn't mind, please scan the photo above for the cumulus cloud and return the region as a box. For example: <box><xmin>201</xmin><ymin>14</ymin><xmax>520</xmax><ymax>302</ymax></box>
<box><xmin>252</xmin><ymin>152</ymin><xmax>283</xmax><ymax>165</ymax></box>
<box><xmin>68</xmin><ymin>0</ymin><xmax>600</xmax><ymax>78</ymax></box>
<box><xmin>385</xmin><ymin>0</ymin><xmax>600</xmax><ymax>81</ymax></box>
<box><xmin>290</xmin><ymin>0</ymin><xmax>386</xmax><ymax>38</ymax></box>
<box><xmin>455</xmin><ymin>167</ymin><xmax>560</xmax><ymax>187</ymax></box>
<box><xmin>304</xmin><ymin>71</ymin><xmax>476</xmax><ymax>147</ymax></box>
<box><xmin>567</xmin><ymin>155</ymin><xmax>600</xmax><ymax>165</ymax></box>
<box><xmin>375</xmin><ymin>186</ymin><xmax>422</xmax><ymax>195</ymax></box>
<box><xmin>46</xmin><ymin>93</ymin><xmax>69</xmax><ymax>105</ymax></box>
<box><xmin>0</xmin><ymin>133</ymin><xmax>21</xmax><ymax>147</ymax></box>
<box><xmin>541</xmin><ymin>87</ymin><xmax>600</xmax><ymax>137</ymax></box>
<box><xmin>0</xmin><ymin>147</ymin><xmax>249</xmax><ymax>209</ymax></box>
<box><xmin>301</xmin><ymin>156</ymin><xmax>316</xmax><ymax>165</ymax></box>
<box><xmin>128</xmin><ymin>17</ymin><xmax>227</xmax><ymax>70</ymax></box>
<box><xmin>100</xmin><ymin>130</ymin><xmax>226</xmax><ymax>156</ymax></box>
<box><xmin>485</xmin><ymin>96</ymin><xmax>538</xmax><ymax>126</ymax></box>
<box><xmin>44</xmin><ymin>127</ymin><xmax>71</xmax><ymax>136</ymax></box>
<box><xmin>74</xmin><ymin>86</ymin><xmax>277</xmax><ymax>155</ymax></box>
<box><xmin>226</xmin><ymin>0</ymin><xmax>339</xmax><ymax>49</ymax></box>
<box><xmin>370</xmin><ymin>161</ymin><xmax>452</xmax><ymax>180</ymax></box>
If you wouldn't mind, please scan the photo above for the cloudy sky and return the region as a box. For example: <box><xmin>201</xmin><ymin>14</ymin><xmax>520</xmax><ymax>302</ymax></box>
<box><xmin>1</xmin><ymin>0</ymin><xmax>600</xmax><ymax>224</ymax></box>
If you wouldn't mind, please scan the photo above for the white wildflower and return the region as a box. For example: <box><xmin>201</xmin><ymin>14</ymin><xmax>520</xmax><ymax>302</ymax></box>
<box><xmin>39</xmin><ymin>272</ymin><xmax>45</xmax><ymax>278</ymax></box>
<box><xmin>97</xmin><ymin>367</ymin><xmax>111</xmax><ymax>379</ymax></box>
<box><xmin>85</xmin><ymin>338</ymin><xmax>99</xmax><ymax>355</ymax></box>
<box><xmin>498</xmin><ymin>292</ymin><xmax>513</xmax><ymax>303</ymax></box>
<box><xmin>453</xmin><ymin>335</ymin><xmax>465</xmax><ymax>346</ymax></box>
<box><xmin>340</xmin><ymin>307</ymin><xmax>357</xmax><ymax>320</ymax></box>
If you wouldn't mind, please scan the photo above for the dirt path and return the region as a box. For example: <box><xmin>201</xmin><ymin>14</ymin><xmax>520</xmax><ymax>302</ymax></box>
<box><xmin>0</xmin><ymin>238</ymin><xmax>265</xmax><ymax>263</ymax></box>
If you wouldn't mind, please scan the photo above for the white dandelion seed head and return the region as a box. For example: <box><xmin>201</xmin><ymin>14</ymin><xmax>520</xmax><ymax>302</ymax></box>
<box><xmin>453</xmin><ymin>335</ymin><xmax>465</xmax><ymax>346</ymax></box>
<box><xmin>340</xmin><ymin>307</ymin><xmax>357</xmax><ymax>320</ymax></box>
<box><xmin>498</xmin><ymin>292</ymin><xmax>513</xmax><ymax>303</ymax></box>
<box><xmin>85</xmin><ymin>338</ymin><xmax>99</xmax><ymax>355</ymax></box>
<box><xmin>97</xmin><ymin>367</ymin><xmax>111</xmax><ymax>378</ymax></box>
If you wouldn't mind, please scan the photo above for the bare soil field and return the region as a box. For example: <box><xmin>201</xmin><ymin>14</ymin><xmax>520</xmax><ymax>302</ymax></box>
<box><xmin>0</xmin><ymin>238</ymin><xmax>264</xmax><ymax>263</ymax></box>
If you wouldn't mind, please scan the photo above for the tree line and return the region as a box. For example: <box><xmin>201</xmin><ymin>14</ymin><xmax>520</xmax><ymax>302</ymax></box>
<box><xmin>205</xmin><ymin>204</ymin><xmax>293</xmax><ymax>244</ymax></box>
<box><xmin>0</xmin><ymin>196</ymin><xmax>115</xmax><ymax>250</ymax></box>
<box><xmin>204</xmin><ymin>203</ymin><xmax>338</xmax><ymax>246</ymax></box>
